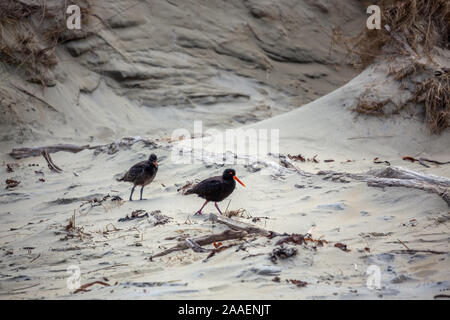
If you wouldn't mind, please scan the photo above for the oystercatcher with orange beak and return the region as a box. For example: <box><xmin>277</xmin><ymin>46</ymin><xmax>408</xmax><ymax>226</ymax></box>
<box><xmin>184</xmin><ymin>168</ymin><xmax>245</xmax><ymax>215</ymax></box>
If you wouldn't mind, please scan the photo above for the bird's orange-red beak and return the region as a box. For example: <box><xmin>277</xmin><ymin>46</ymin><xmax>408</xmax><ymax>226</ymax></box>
<box><xmin>153</xmin><ymin>161</ymin><xmax>158</xmax><ymax>167</ymax></box>
<box><xmin>233</xmin><ymin>175</ymin><xmax>245</xmax><ymax>187</ymax></box>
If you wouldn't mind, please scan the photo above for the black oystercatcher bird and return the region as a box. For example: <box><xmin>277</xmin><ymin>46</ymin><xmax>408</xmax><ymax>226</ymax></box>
<box><xmin>184</xmin><ymin>168</ymin><xmax>245</xmax><ymax>215</ymax></box>
<box><xmin>117</xmin><ymin>154</ymin><xmax>158</xmax><ymax>201</ymax></box>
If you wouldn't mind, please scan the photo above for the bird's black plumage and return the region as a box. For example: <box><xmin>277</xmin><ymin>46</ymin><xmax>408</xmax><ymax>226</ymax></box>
<box><xmin>117</xmin><ymin>154</ymin><xmax>158</xmax><ymax>201</ymax></box>
<box><xmin>184</xmin><ymin>169</ymin><xmax>245</xmax><ymax>215</ymax></box>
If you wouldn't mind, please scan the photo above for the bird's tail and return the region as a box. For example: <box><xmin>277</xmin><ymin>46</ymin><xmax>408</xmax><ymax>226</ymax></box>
<box><xmin>183</xmin><ymin>188</ymin><xmax>194</xmax><ymax>195</ymax></box>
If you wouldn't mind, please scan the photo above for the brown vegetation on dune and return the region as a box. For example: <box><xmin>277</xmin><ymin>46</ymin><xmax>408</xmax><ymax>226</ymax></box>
<box><xmin>414</xmin><ymin>73</ymin><xmax>449</xmax><ymax>134</ymax></box>
<box><xmin>0</xmin><ymin>0</ymin><xmax>91</xmax><ymax>86</ymax></box>
<box><xmin>334</xmin><ymin>0</ymin><xmax>450</xmax><ymax>133</ymax></box>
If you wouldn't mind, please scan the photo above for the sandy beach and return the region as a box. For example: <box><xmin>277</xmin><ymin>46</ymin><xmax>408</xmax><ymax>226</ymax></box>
<box><xmin>0</xmin><ymin>0</ymin><xmax>449</xmax><ymax>300</ymax></box>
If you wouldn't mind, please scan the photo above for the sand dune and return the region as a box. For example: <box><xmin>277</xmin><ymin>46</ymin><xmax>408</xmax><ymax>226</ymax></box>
<box><xmin>1</xmin><ymin>64</ymin><xmax>449</xmax><ymax>299</ymax></box>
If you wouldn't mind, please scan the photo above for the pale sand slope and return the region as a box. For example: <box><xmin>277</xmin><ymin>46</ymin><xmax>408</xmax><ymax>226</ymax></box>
<box><xmin>1</xmin><ymin>65</ymin><xmax>449</xmax><ymax>299</ymax></box>
<box><xmin>0</xmin><ymin>0</ymin><xmax>364</xmax><ymax>145</ymax></box>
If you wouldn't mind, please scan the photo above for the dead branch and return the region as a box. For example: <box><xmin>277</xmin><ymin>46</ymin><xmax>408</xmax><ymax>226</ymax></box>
<box><xmin>149</xmin><ymin>229</ymin><xmax>248</xmax><ymax>259</ymax></box>
<box><xmin>9</xmin><ymin>138</ymin><xmax>158</xmax><ymax>160</ymax></box>
<box><xmin>10</xmin><ymin>144</ymin><xmax>92</xmax><ymax>159</ymax></box>
<box><xmin>209</xmin><ymin>213</ymin><xmax>275</xmax><ymax>236</ymax></box>
<box><xmin>318</xmin><ymin>166</ymin><xmax>450</xmax><ymax>206</ymax></box>
<box><xmin>42</xmin><ymin>150</ymin><xmax>62</xmax><ymax>173</ymax></box>
<box><xmin>370</xmin><ymin>166</ymin><xmax>450</xmax><ymax>187</ymax></box>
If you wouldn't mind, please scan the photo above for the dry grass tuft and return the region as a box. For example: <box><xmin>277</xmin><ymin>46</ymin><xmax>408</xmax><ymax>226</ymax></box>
<box><xmin>0</xmin><ymin>0</ymin><xmax>91</xmax><ymax>86</ymax></box>
<box><xmin>333</xmin><ymin>0</ymin><xmax>449</xmax><ymax>133</ymax></box>
<box><xmin>353</xmin><ymin>97</ymin><xmax>389</xmax><ymax>117</ymax></box>
<box><xmin>414</xmin><ymin>72</ymin><xmax>449</xmax><ymax>133</ymax></box>
<box><xmin>335</xmin><ymin>0</ymin><xmax>449</xmax><ymax>69</ymax></box>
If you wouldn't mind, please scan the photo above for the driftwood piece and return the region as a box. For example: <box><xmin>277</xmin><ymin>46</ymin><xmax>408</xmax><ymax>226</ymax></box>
<box><xmin>10</xmin><ymin>144</ymin><xmax>92</xmax><ymax>159</ymax></box>
<box><xmin>149</xmin><ymin>229</ymin><xmax>248</xmax><ymax>259</ymax></box>
<box><xmin>42</xmin><ymin>150</ymin><xmax>63</xmax><ymax>173</ymax></box>
<box><xmin>73</xmin><ymin>281</ymin><xmax>110</xmax><ymax>293</ymax></box>
<box><xmin>318</xmin><ymin>166</ymin><xmax>450</xmax><ymax>206</ymax></box>
<box><xmin>9</xmin><ymin>138</ymin><xmax>158</xmax><ymax>160</ymax></box>
<box><xmin>185</xmin><ymin>238</ymin><xmax>208</xmax><ymax>253</ymax></box>
<box><xmin>367</xmin><ymin>178</ymin><xmax>449</xmax><ymax>205</ymax></box>
<box><xmin>209</xmin><ymin>213</ymin><xmax>274</xmax><ymax>236</ymax></box>
<box><xmin>418</xmin><ymin>158</ymin><xmax>450</xmax><ymax>166</ymax></box>
<box><xmin>370</xmin><ymin>166</ymin><xmax>450</xmax><ymax>187</ymax></box>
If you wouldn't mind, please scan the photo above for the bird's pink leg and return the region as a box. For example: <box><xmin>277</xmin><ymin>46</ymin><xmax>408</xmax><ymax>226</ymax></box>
<box><xmin>195</xmin><ymin>200</ymin><xmax>209</xmax><ymax>215</ymax></box>
<box><xmin>214</xmin><ymin>202</ymin><xmax>223</xmax><ymax>215</ymax></box>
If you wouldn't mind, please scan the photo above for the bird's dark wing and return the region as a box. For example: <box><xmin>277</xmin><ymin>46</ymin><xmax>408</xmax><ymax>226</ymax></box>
<box><xmin>189</xmin><ymin>176</ymin><xmax>223</xmax><ymax>198</ymax></box>
<box><xmin>122</xmin><ymin>161</ymin><xmax>147</xmax><ymax>182</ymax></box>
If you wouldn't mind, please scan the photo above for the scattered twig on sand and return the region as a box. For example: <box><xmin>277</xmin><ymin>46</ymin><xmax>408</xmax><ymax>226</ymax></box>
<box><xmin>30</xmin><ymin>253</ymin><xmax>41</xmax><ymax>263</ymax></box>
<box><xmin>390</xmin><ymin>249</ymin><xmax>447</xmax><ymax>255</ymax></box>
<box><xmin>288</xmin><ymin>279</ymin><xmax>308</xmax><ymax>288</ymax></box>
<box><xmin>65</xmin><ymin>210</ymin><xmax>76</xmax><ymax>231</ymax></box>
<box><xmin>103</xmin><ymin>223</ymin><xmax>121</xmax><ymax>234</ymax></box>
<box><xmin>373</xmin><ymin>157</ymin><xmax>390</xmax><ymax>166</ymax></box>
<box><xmin>288</xmin><ymin>154</ymin><xmax>306</xmax><ymax>162</ymax></box>
<box><xmin>5</xmin><ymin>179</ymin><xmax>20</xmax><ymax>189</ymax></box>
<box><xmin>64</xmin><ymin>210</ymin><xmax>91</xmax><ymax>240</ymax></box>
<box><xmin>397</xmin><ymin>239</ymin><xmax>410</xmax><ymax>250</ymax></box>
<box><xmin>309</xmin><ymin>155</ymin><xmax>319</xmax><ymax>163</ymax></box>
<box><xmin>6</xmin><ymin>163</ymin><xmax>16</xmax><ymax>172</ymax></box>
<box><xmin>42</xmin><ymin>150</ymin><xmax>62</xmax><ymax>173</ymax></box>
<box><xmin>334</xmin><ymin>242</ymin><xmax>350</xmax><ymax>252</ymax></box>
<box><xmin>276</xmin><ymin>234</ymin><xmax>306</xmax><ymax>246</ymax></box>
<box><xmin>225</xmin><ymin>208</ymin><xmax>252</xmax><ymax>219</ymax></box>
<box><xmin>403</xmin><ymin>156</ymin><xmax>450</xmax><ymax>168</ymax></box>
<box><xmin>209</xmin><ymin>213</ymin><xmax>275</xmax><ymax>237</ymax></box>
<box><xmin>118</xmin><ymin>209</ymin><xmax>149</xmax><ymax>222</ymax></box>
<box><xmin>203</xmin><ymin>243</ymin><xmax>238</xmax><ymax>262</ymax></box>
<box><xmin>80</xmin><ymin>194</ymin><xmax>123</xmax><ymax>209</ymax></box>
<box><xmin>288</xmin><ymin>154</ymin><xmax>319</xmax><ymax>163</ymax></box>
<box><xmin>269</xmin><ymin>246</ymin><xmax>297</xmax><ymax>263</ymax></box>
<box><xmin>150</xmin><ymin>210</ymin><xmax>172</xmax><ymax>226</ymax></box>
<box><xmin>73</xmin><ymin>281</ymin><xmax>110</xmax><ymax>294</ymax></box>
<box><xmin>118</xmin><ymin>210</ymin><xmax>171</xmax><ymax>225</ymax></box>
<box><xmin>275</xmin><ymin>233</ymin><xmax>328</xmax><ymax>247</ymax></box>
<box><xmin>149</xmin><ymin>229</ymin><xmax>248</xmax><ymax>260</ymax></box>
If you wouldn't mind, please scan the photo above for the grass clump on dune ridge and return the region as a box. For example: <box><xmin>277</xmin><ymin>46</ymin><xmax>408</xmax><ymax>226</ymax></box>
<box><xmin>334</xmin><ymin>0</ymin><xmax>449</xmax><ymax>134</ymax></box>
<box><xmin>0</xmin><ymin>0</ymin><xmax>91</xmax><ymax>86</ymax></box>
